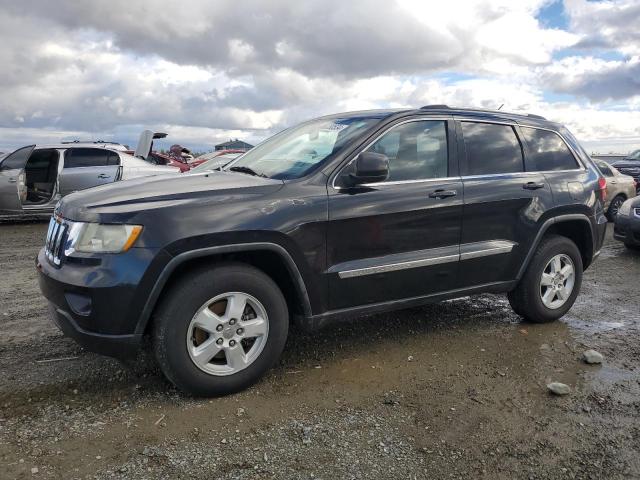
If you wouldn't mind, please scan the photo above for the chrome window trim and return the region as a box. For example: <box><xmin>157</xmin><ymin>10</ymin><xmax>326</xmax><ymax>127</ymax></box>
<box><xmin>331</xmin><ymin>116</ymin><xmax>452</xmax><ymax>190</ymax></box>
<box><xmin>336</xmin><ymin>240</ymin><xmax>516</xmax><ymax>279</ymax></box>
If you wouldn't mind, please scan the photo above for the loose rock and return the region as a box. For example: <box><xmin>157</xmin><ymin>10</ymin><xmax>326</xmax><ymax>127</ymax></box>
<box><xmin>582</xmin><ymin>349</ymin><xmax>603</xmax><ymax>364</ymax></box>
<box><xmin>547</xmin><ymin>382</ymin><xmax>571</xmax><ymax>395</ymax></box>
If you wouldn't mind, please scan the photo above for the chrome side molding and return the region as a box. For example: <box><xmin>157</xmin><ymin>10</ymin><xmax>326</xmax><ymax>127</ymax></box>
<box><xmin>336</xmin><ymin>240</ymin><xmax>517</xmax><ymax>279</ymax></box>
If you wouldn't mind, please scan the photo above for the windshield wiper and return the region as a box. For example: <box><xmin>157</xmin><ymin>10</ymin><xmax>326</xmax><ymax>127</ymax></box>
<box><xmin>228</xmin><ymin>166</ymin><xmax>267</xmax><ymax>177</ymax></box>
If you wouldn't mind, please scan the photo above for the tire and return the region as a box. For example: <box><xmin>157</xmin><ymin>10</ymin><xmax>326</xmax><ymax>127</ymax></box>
<box><xmin>606</xmin><ymin>195</ymin><xmax>626</xmax><ymax>222</ymax></box>
<box><xmin>508</xmin><ymin>235</ymin><xmax>583</xmax><ymax>323</ymax></box>
<box><xmin>152</xmin><ymin>263</ymin><xmax>289</xmax><ymax>396</ymax></box>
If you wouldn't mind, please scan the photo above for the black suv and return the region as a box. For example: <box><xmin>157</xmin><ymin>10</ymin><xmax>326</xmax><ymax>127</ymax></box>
<box><xmin>37</xmin><ymin>106</ymin><xmax>608</xmax><ymax>396</ymax></box>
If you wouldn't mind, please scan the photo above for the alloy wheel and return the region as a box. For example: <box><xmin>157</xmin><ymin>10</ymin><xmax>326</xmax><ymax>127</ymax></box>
<box><xmin>539</xmin><ymin>254</ymin><xmax>575</xmax><ymax>309</ymax></box>
<box><xmin>186</xmin><ymin>292</ymin><xmax>269</xmax><ymax>376</ymax></box>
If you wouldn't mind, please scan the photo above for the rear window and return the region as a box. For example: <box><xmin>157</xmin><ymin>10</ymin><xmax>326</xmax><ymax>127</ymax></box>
<box><xmin>64</xmin><ymin>148</ymin><xmax>119</xmax><ymax>168</ymax></box>
<box><xmin>521</xmin><ymin>127</ymin><xmax>579</xmax><ymax>171</ymax></box>
<box><xmin>461</xmin><ymin>122</ymin><xmax>523</xmax><ymax>175</ymax></box>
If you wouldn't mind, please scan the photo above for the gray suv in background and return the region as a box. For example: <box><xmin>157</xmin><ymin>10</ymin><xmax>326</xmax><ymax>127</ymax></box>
<box><xmin>0</xmin><ymin>141</ymin><xmax>179</xmax><ymax>217</ymax></box>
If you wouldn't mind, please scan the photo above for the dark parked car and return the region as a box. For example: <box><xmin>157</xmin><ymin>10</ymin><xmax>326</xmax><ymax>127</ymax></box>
<box><xmin>37</xmin><ymin>106</ymin><xmax>608</xmax><ymax>396</ymax></box>
<box><xmin>611</xmin><ymin>149</ymin><xmax>640</xmax><ymax>192</ymax></box>
<box><xmin>613</xmin><ymin>196</ymin><xmax>640</xmax><ymax>249</ymax></box>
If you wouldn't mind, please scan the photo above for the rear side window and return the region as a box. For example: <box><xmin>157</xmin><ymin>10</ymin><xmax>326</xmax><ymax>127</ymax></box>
<box><xmin>521</xmin><ymin>127</ymin><xmax>579</xmax><ymax>171</ymax></box>
<box><xmin>367</xmin><ymin>120</ymin><xmax>448</xmax><ymax>181</ymax></box>
<box><xmin>64</xmin><ymin>148</ymin><xmax>120</xmax><ymax>168</ymax></box>
<box><xmin>595</xmin><ymin>160</ymin><xmax>613</xmax><ymax>177</ymax></box>
<box><xmin>461</xmin><ymin>122</ymin><xmax>523</xmax><ymax>175</ymax></box>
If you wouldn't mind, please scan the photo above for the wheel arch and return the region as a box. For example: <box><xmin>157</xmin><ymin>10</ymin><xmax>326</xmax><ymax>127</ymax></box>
<box><xmin>516</xmin><ymin>214</ymin><xmax>595</xmax><ymax>280</ymax></box>
<box><xmin>135</xmin><ymin>242</ymin><xmax>312</xmax><ymax>335</ymax></box>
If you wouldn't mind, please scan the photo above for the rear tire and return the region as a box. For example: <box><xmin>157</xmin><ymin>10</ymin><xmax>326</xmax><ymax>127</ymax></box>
<box><xmin>152</xmin><ymin>263</ymin><xmax>289</xmax><ymax>396</ymax></box>
<box><xmin>508</xmin><ymin>235</ymin><xmax>583</xmax><ymax>323</ymax></box>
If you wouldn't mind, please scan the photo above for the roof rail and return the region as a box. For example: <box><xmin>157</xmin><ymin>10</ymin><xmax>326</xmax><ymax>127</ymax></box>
<box><xmin>526</xmin><ymin>113</ymin><xmax>546</xmax><ymax>120</ymax></box>
<box><xmin>420</xmin><ymin>104</ymin><xmax>450</xmax><ymax>110</ymax></box>
<box><xmin>61</xmin><ymin>140</ymin><xmax>122</xmax><ymax>145</ymax></box>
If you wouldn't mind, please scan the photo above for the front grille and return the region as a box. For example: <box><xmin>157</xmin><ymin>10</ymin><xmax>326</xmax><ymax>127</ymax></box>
<box><xmin>45</xmin><ymin>216</ymin><xmax>68</xmax><ymax>266</ymax></box>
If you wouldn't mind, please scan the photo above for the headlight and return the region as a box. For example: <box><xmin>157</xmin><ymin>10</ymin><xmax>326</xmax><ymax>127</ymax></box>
<box><xmin>67</xmin><ymin>222</ymin><xmax>143</xmax><ymax>254</ymax></box>
<box><xmin>618</xmin><ymin>199</ymin><xmax>632</xmax><ymax>217</ymax></box>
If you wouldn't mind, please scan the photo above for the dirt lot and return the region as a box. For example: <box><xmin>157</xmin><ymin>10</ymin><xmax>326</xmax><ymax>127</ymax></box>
<box><xmin>0</xmin><ymin>221</ymin><xmax>639</xmax><ymax>479</ymax></box>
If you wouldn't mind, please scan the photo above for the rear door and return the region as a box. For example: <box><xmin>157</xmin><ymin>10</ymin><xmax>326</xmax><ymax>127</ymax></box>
<box><xmin>456</xmin><ymin>120</ymin><xmax>554</xmax><ymax>288</ymax></box>
<box><xmin>58</xmin><ymin>148</ymin><xmax>120</xmax><ymax>195</ymax></box>
<box><xmin>0</xmin><ymin>145</ymin><xmax>34</xmax><ymax>213</ymax></box>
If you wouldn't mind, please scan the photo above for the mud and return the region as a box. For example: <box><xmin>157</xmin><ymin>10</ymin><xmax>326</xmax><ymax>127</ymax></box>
<box><xmin>0</xmin><ymin>222</ymin><xmax>638</xmax><ymax>479</ymax></box>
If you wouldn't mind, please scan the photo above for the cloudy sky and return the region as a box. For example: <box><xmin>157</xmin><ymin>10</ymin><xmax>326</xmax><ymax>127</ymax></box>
<box><xmin>0</xmin><ymin>0</ymin><xmax>639</xmax><ymax>154</ymax></box>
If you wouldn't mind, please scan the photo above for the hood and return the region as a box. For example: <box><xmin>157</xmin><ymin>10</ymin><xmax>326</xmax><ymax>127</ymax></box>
<box><xmin>58</xmin><ymin>171</ymin><xmax>284</xmax><ymax>221</ymax></box>
<box><xmin>612</xmin><ymin>159</ymin><xmax>640</xmax><ymax>166</ymax></box>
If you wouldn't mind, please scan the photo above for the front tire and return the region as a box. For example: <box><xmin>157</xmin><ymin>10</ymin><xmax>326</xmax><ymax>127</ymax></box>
<box><xmin>607</xmin><ymin>195</ymin><xmax>626</xmax><ymax>222</ymax></box>
<box><xmin>508</xmin><ymin>235</ymin><xmax>583</xmax><ymax>323</ymax></box>
<box><xmin>152</xmin><ymin>263</ymin><xmax>289</xmax><ymax>396</ymax></box>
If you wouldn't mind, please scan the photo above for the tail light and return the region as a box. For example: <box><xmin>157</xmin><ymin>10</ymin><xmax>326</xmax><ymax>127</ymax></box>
<box><xmin>597</xmin><ymin>176</ymin><xmax>607</xmax><ymax>202</ymax></box>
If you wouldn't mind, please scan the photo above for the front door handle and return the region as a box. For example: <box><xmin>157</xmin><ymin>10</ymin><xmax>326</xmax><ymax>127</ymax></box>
<box><xmin>97</xmin><ymin>174</ymin><xmax>111</xmax><ymax>179</ymax></box>
<box><xmin>8</xmin><ymin>177</ymin><xmax>16</xmax><ymax>183</ymax></box>
<box><xmin>523</xmin><ymin>181</ymin><xmax>545</xmax><ymax>190</ymax></box>
<box><xmin>428</xmin><ymin>189</ymin><xmax>457</xmax><ymax>199</ymax></box>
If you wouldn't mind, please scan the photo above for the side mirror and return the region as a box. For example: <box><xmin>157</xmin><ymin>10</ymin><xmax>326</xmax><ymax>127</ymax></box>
<box><xmin>349</xmin><ymin>152</ymin><xmax>389</xmax><ymax>185</ymax></box>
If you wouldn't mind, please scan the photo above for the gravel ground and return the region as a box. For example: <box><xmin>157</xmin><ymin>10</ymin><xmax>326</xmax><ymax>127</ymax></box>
<box><xmin>0</xmin><ymin>221</ymin><xmax>639</xmax><ymax>479</ymax></box>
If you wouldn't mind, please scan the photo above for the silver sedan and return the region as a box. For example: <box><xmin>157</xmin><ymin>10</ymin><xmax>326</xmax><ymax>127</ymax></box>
<box><xmin>0</xmin><ymin>142</ymin><xmax>179</xmax><ymax>217</ymax></box>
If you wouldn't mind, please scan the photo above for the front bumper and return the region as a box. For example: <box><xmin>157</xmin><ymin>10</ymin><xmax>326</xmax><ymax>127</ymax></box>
<box><xmin>46</xmin><ymin>303</ymin><xmax>142</xmax><ymax>358</ymax></box>
<box><xmin>613</xmin><ymin>213</ymin><xmax>640</xmax><ymax>246</ymax></box>
<box><xmin>36</xmin><ymin>246</ymin><xmax>169</xmax><ymax>359</ymax></box>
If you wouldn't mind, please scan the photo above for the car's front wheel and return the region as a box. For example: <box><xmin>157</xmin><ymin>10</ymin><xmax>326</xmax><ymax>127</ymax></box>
<box><xmin>607</xmin><ymin>194</ymin><xmax>626</xmax><ymax>222</ymax></box>
<box><xmin>152</xmin><ymin>263</ymin><xmax>289</xmax><ymax>396</ymax></box>
<box><xmin>508</xmin><ymin>234</ymin><xmax>583</xmax><ymax>323</ymax></box>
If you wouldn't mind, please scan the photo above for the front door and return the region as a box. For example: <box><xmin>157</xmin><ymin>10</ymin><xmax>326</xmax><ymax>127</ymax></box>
<box><xmin>58</xmin><ymin>148</ymin><xmax>120</xmax><ymax>195</ymax></box>
<box><xmin>327</xmin><ymin>118</ymin><xmax>462</xmax><ymax>310</ymax></box>
<box><xmin>456</xmin><ymin>120</ymin><xmax>554</xmax><ymax>287</ymax></box>
<box><xmin>0</xmin><ymin>145</ymin><xmax>34</xmax><ymax>214</ymax></box>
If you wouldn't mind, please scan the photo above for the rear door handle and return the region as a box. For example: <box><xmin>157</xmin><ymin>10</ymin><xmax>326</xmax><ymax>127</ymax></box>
<box><xmin>8</xmin><ymin>178</ymin><xmax>16</xmax><ymax>183</ymax></box>
<box><xmin>523</xmin><ymin>181</ymin><xmax>545</xmax><ymax>190</ymax></box>
<box><xmin>97</xmin><ymin>174</ymin><xmax>111</xmax><ymax>179</ymax></box>
<box><xmin>428</xmin><ymin>189</ymin><xmax>457</xmax><ymax>199</ymax></box>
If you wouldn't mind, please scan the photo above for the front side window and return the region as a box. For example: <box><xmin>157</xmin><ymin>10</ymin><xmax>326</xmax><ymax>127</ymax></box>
<box><xmin>225</xmin><ymin>116</ymin><xmax>380</xmax><ymax>179</ymax></box>
<box><xmin>367</xmin><ymin>120</ymin><xmax>448</xmax><ymax>181</ymax></box>
<box><xmin>64</xmin><ymin>149</ymin><xmax>119</xmax><ymax>168</ymax></box>
<box><xmin>521</xmin><ymin>127</ymin><xmax>579</xmax><ymax>171</ymax></box>
<box><xmin>461</xmin><ymin>122</ymin><xmax>523</xmax><ymax>176</ymax></box>
<box><xmin>0</xmin><ymin>145</ymin><xmax>34</xmax><ymax>171</ymax></box>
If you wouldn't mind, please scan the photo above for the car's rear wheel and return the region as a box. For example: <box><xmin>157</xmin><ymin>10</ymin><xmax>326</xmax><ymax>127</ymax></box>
<box><xmin>152</xmin><ymin>263</ymin><xmax>289</xmax><ymax>396</ymax></box>
<box><xmin>607</xmin><ymin>195</ymin><xmax>626</xmax><ymax>221</ymax></box>
<box><xmin>508</xmin><ymin>235</ymin><xmax>583</xmax><ymax>323</ymax></box>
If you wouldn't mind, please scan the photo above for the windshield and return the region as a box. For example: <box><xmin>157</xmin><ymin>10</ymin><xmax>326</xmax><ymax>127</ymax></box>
<box><xmin>628</xmin><ymin>149</ymin><xmax>640</xmax><ymax>160</ymax></box>
<box><xmin>224</xmin><ymin>116</ymin><xmax>380</xmax><ymax>179</ymax></box>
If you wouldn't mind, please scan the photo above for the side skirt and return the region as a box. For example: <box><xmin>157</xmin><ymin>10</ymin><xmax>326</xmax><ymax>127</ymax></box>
<box><xmin>297</xmin><ymin>280</ymin><xmax>517</xmax><ymax>331</ymax></box>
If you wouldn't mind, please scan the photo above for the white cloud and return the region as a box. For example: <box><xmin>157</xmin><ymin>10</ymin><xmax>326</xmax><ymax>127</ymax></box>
<box><xmin>0</xmin><ymin>0</ymin><xmax>638</xmax><ymax>154</ymax></box>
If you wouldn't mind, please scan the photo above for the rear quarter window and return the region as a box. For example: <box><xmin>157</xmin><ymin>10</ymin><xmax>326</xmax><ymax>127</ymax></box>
<box><xmin>64</xmin><ymin>148</ymin><xmax>120</xmax><ymax>168</ymax></box>
<box><xmin>521</xmin><ymin>127</ymin><xmax>579</xmax><ymax>171</ymax></box>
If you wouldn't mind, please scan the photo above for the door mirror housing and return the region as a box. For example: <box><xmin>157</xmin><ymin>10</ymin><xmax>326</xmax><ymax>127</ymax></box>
<box><xmin>348</xmin><ymin>152</ymin><xmax>389</xmax><ymax>185</ymax></box>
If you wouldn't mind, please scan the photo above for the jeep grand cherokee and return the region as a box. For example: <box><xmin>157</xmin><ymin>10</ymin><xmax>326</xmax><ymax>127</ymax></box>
<box><xmin>37</xmin><ymin>106</ymin><xmax>608</xmax><ymax>396</ymax></box>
